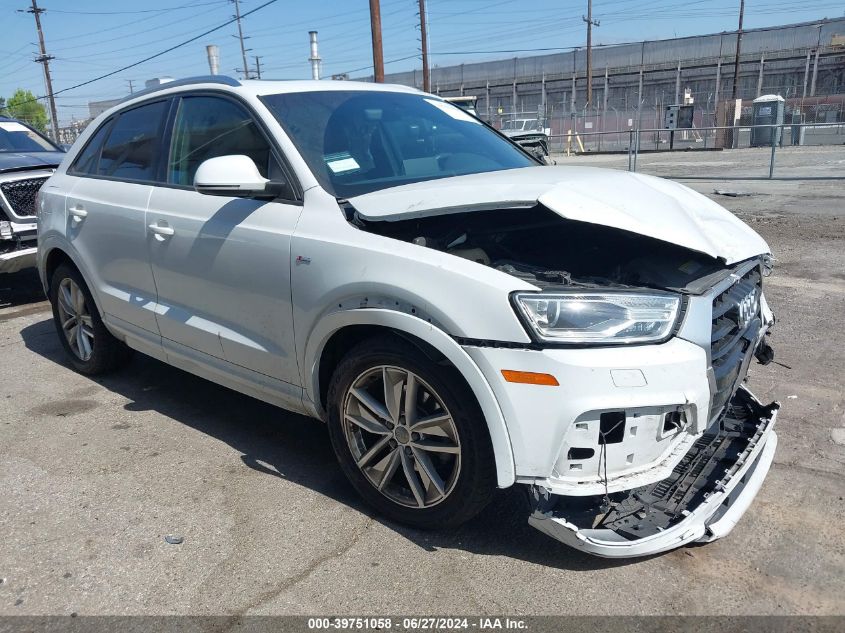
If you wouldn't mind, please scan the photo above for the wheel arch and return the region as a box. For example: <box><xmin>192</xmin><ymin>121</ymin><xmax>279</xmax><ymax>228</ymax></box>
<box><xmin>304</xmin><ymin>309</ymin><xmax>516</xmax><ymax>488</ymax></box>
<box><xmin>43</xmin><ymin>246</ymin><xmax>76</xmax><ymax>295</ymax></box>
<box><xmin>40</xmin><ymin>244</ymin><xmax>109</xmax><ymax>321</ymax></box>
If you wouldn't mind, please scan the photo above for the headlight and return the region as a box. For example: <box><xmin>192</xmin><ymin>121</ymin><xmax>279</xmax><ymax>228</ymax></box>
<box><xmin>513</xmin><ymin>291</ymin><xmax>681</xmax><ymax>344</ymax></box>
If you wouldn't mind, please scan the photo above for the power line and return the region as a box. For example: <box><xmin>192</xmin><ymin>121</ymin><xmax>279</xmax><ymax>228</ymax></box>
<box><xmin>48</xmin><ymin>1</ymin><xmax>227</xmax><ymax>15</ymax></box>
<box><xmin>12</xmin><ymin>0</ymin><xmax>280</xmax><ymax>112</ymax></box>
<box><xmin>246</xmin><ymin>0</ymin><xmax>408</xmax><ymax>38</ymax></box>
<box><xmin>51</xmin><ymin>13</ymin><xmax>228</xmax><ymax>54</ymax></box>
<box><xmin>45</xmin><ymin>0</ymin><xmax>228</xmax><ymax>46</ymax></box>
<box><xmin>426</xmin><ymin>0</ymin><xmax>511</xmax><ymax>18</ymax></box>
<box><xmin>248</xmin><ymin>5</ymin><xmax>411</xmax><ymax>58</ymax></box>
<box><xmin>55</xmin><ymin>14</ymin><xmax>232</xmax><ymax>61</ymax></box>
<box><xmin>339</xmin><ymin>54</ymin><xmax>419</xmax><ymax>77</ymax></box>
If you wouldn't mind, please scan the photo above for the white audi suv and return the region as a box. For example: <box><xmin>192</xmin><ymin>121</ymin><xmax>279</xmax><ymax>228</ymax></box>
<box><xmin>37</xmin><ymin>77</ymin><xmax>779</xmax><ymax>557</ymax></box>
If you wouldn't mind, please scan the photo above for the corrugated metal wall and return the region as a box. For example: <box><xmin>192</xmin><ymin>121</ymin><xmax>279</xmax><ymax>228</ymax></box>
<box><xmin>371</xmin><ymin>17</ymin><xmax>845</xmax><ymax>114</ymax></box>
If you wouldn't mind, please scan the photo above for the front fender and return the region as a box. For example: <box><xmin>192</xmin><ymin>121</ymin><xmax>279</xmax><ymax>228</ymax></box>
<box><xmin>302</xmin><ymin>307</ymin><xmax>516</xmax><ymax>488</ymax></box>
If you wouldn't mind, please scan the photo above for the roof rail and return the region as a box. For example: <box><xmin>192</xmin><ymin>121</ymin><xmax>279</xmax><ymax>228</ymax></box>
<box><xmin>119</xmin><ymin>75</ymin><xmax>240</xmax><ymax>103</ymax></box>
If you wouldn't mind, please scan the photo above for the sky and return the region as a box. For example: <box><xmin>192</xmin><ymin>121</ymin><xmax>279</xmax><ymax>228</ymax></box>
<box><xmin>1</xmin><ymin>0</ymin><xmax>842</xmax><ymax>125</ymax></box>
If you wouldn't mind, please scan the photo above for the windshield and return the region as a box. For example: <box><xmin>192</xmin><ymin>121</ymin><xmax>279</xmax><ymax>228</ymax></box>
<box><xmin>0</xmin><ymin>120</ymin><xmax>59</xmax><ymax>152</ymax></box>
<box><xmin>260</xmin><ymin>90</ymin><xmax>534</xmax><ymax>198</ymax></box>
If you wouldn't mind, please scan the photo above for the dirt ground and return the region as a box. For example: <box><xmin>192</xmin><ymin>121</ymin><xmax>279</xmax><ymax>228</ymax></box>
<box><xmin>1</xmin><ymin>147</ymin><xmax>843</xmax><ymax>616</ymax></box>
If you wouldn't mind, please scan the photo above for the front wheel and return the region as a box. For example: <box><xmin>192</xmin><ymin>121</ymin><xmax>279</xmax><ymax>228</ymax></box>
<box><xmin>326</xmin><ymin>336</ymin><xmax>496</xmax><ymax>529</ymax></box>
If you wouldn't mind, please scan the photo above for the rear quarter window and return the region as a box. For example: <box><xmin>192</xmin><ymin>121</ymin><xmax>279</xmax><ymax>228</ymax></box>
<box><xmin>69</xmin><ymin>121</ymin><xmax>112</xmax><ymax>175</ymax></box>
<box><xmin>96</xmin><ymin>100</ymin><xmax>168</xmax><ymax>182</ymax></box>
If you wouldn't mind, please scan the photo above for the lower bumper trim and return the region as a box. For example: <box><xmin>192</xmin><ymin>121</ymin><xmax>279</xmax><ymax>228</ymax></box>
<box><xmin>528</xmin><ymin>386</ymin><xmax>778</xmax><ymax>558</ymax></box>
<box><xmin>0</xmin><ymin>246</ymin><xmax>37</xmax><ymax>274</ymax></box>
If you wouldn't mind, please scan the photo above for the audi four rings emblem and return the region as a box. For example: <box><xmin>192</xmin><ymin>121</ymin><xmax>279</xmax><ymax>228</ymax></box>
<box><xmin>737</xmin><ymin>288</ymin><xmax>759</xmax><ymax>329</ymax></box>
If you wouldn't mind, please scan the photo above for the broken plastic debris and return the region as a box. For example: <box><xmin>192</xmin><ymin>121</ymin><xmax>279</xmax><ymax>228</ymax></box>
<box><xmin>714</xmin><ymin>189</ymin><xmax>753</xmax><ymax>197</ymax></box>
<box><xmin>164</xmin><ymin>535</ymin><xmax>184</xmax><ymax>545</ymax></box>
<box><xmin>787</xmin><ymin>395</ymin><xmax>798</xmax><ymax>399</ymax></box>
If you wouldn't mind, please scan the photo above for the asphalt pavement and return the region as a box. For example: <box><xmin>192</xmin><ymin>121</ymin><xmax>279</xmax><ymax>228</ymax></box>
<box><xmin>1</xmin><ymin>148</ymin><xmax>843</xmax><ymax>615</ymax></box>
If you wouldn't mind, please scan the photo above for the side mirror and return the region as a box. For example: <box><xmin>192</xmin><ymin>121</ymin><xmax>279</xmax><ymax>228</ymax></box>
<box><xmin>194</xmin><ymin>155</ymin><xmax>275</xmax><ymax>198</ymax></box>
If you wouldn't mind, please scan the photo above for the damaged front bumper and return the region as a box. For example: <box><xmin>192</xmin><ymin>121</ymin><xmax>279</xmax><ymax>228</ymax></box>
<box><xmin>528</xmin><ymin>386</ymin><xmax>778</xmax><ymax>558</ymax></box>
<box><xmin>0</xmin><ymin>216</ymin><xmax>38</xmax><ymax>274</ymax></box>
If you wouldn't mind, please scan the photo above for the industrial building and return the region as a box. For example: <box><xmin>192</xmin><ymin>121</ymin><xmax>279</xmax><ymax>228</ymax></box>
<box><xmin>78</xmin><ymin>17</ymin><xmax>845</xmax><ymax>146</ymax></box>
<box><xmin>378</xmin><ymin>17</ymin><xmax>845</xmax><ymax>130</ymax></box>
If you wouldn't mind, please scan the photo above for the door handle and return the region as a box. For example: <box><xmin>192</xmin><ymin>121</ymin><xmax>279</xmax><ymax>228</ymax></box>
<box><xmin>68</xmin><ymin>205</ymin><xmax>87</xmax><ymax>223</ymax></box>
<box><xmin>148</xmin><ymin>223</ymin><xmax>175</xmax><ymax>240</ymax></box>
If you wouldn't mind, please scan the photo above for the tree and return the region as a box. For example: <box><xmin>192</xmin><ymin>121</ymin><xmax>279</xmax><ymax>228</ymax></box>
<box><xmin>4</xmin><ymin>89</ymin><xmax>48</xmax><ymax>132</ymax></box>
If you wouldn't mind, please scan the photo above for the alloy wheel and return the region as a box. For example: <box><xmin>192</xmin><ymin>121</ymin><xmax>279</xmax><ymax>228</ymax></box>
<box><xmin>342</xmin><ymin>366</ymin><xmax>461</xmax><ymax>508</ymax></box>
<box><xmin>56</xmin><ymin>277</ymin><xmax>94</xmax><ymax>362</ymax></box>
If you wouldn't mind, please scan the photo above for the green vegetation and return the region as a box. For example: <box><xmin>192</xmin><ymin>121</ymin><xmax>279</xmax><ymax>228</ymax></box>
<box><xmin>1</xmin><ymin>89</ymin><xmax>48</xmax><ymax>132</ymax></box>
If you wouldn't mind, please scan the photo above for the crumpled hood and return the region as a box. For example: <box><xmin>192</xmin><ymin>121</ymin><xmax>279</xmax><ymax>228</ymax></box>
<box><xmin>348</xmin><ymin>166</ymin><xmax>770</xmax><ymax>265</ymax></box>
<box><xmin>0</xmin><ymin>151</ymin><xmax>64</xmax><ymax>173</ymax></box>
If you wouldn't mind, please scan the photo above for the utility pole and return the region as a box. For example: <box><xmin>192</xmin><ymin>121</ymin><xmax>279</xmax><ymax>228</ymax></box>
<box><xmin>369</xmin><ymin>0</ymin><xmax>385</xmax><ymax>82</ymax></box>
<box><xmin>418</xmin><ymin>0</ymin><xmax>430</xmax><ymax>92</ymax></box>
<box><xmin>254</xmin><ymin>56</ymin><xmax>262</xmax><ymax>80</ymax></box>
<box><xmin>126</xmin><ymin>79</ymin><xmax>135</xmax><ymax>94</ymax></box>
<box><xmin>727</xmin><ymin>0</ymin><xmax>744</xmax><ymax>149</ymax></box>
<box><xmin>231</xmin><ymin>0</ymin><xmax>250</xmax><ymax>80</ymax></box>
<box><xmin>582</xmin><ymin>0</ymin><xmax>600</xmax><ymax>108</ymax></box>
<box><xmin>23</xmin><ymin>0</ymin><xmax>59</xmax><ymax>141</ymax></box>
<box><xmin>730</xmin><ymin>0</ymin><xmax>745</xmax><ymax>101</ymax></box>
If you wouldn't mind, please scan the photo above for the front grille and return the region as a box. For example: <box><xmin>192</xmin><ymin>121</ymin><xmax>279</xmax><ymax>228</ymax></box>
<box><xmin>0</xmin><ymin>176</ymin><xmax>49</xmax><ymax>218</ymax></box>
<box><xmin>709</xmin><ymin>265</ymin><xmax>763</xmax><ymax>423</ymax></box>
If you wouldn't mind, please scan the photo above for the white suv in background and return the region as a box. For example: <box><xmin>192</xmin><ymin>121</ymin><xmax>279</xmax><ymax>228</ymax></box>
<box><xmin>0</xmin><ymin>116</ymin><xmax>65</xmax><ymax>273</ymax></box>
<box><xmin>37</xmin><ymin>77</ymin><xmax>780</xmax><ymax>558</ymax></box>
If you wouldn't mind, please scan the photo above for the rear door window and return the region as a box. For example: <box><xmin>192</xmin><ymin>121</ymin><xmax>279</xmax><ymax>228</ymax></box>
<box><xmin>167</xmin><ymin>96</ymin><xmax>272</xmax><ymax>186</ymax></box>
<box><xmin>97</xmin><ymin>100</ymin><xmax>168</xmax><ymax>182</ymax></box>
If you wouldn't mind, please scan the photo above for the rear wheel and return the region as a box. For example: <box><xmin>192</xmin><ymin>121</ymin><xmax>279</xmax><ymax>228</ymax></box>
<box><xmin>49</xmin><ymin>263</ymin><xmax>132</xmax><ymax>375</ymax></box>
<box><xmin>327</xmin><ymin>336</ymin><xmax>496</xmax><ymax>529</ymax></box>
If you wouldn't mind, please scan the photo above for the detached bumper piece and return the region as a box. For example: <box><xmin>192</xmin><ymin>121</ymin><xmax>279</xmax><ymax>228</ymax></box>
<box><xmin>528</xmin><ymin>386</ymin><xmax>779</xmax><ymax>558</ymax></box>
<box><xmin>0</xmin><ymin>246</ymin><xmax>37</xmax><ymax>274</ymax></box>
<box><xmin>0</xmin><ymin>216</ymin><xmax>37</xmax><ymax>274</ymax></box>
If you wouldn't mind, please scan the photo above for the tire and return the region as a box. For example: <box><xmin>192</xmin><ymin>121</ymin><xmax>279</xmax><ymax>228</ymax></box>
<box><xmin>326</xmin><ymin>335</ymin><xmax>496</xmax><ymax>529</ymax></box>
<box><xmin>49</xmin><ymin>263</ymin><xmax>132</xmax><ymax>375</ymax></box>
